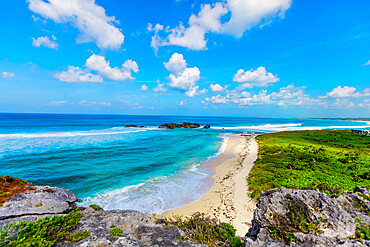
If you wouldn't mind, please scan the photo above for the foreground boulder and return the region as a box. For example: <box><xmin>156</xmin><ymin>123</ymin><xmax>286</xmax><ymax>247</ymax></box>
<box><xmin>0</xmin><ymin>186</ymin><xmax>202</xmax><ymax>246</ymax></box>
<box><xmin>245</xmin><ymin>187</ymin><xmax>370</xmax><ymax>246</ymax></box>
<box><xmin>159</xmin><ymin>122</ymin><xmax>201</xmax><ymax>129</ymax></box>
<box><xmin>0</xmin><ymin>186</ymin><xmax>80</xmax><ymax>220</ymax></box>
<box><xmin>59</xmin><ymin>209</ymin><xmax>200</xmax><ymax>247</ymax></box>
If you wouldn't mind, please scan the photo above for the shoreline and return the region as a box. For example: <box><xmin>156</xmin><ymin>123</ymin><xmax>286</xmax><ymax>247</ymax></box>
<box><xmin>160</xmin><ymin>134</ymin><xmax>258</xmax><ymax>237</ymax></box>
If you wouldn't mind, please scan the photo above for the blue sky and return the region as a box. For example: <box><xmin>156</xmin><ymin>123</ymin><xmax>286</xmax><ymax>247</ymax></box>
<box><xmin>0</xmin><ymin>0</ymin><xmax>369</xmax><ymax>117</ymax></box>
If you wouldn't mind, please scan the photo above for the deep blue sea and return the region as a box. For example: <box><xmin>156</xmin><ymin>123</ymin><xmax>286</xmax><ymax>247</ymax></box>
<box><xmin>1</xmin><ymin>113</ymin><xmax>369</xmax><ymax>214</ymax></box>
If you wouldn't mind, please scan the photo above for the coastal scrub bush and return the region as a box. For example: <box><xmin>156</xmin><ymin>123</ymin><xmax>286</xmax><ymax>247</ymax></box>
<box><xmin>248</xmin><ymin>130</ymin><xmax>370</xmax><ymax>200</ymax></box>
<box><xmin>0</xmin><ymin>176</ymin><xmax>34</xmax><ymax>206</ymax></box>
<box><xmin>109</xmin><ymin>228</ymin><xmax>123</xmax><ymax>237</ymax></box>
<box><xmin>89</xmin><ymin>204</ymin><xmax>102</xmax><ymax>211</ymax></box>
<box><xmin>0</xmin><ymin>212</ymin><xmax>90</xmax><ymax>246</ymax></box>
<box><xmin>356</xmin><ymin>225</ymin><xmax>370</xmax><ymax>240</ymax></box>
<box><xmin>157</xmin><ymin>212</ymin><xmax>242</xmax><ymax>247</ymax></box>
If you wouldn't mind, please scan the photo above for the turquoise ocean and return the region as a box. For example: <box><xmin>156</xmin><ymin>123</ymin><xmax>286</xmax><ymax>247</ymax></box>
<box><xmin>0</xmin><ymin>113</ymin><xmax>369</xmax><ymax>214</ymax></box>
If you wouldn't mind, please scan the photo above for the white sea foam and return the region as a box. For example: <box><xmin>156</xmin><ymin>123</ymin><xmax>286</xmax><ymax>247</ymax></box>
<box><xmin>0</xmin><ymin>128</ymin><xmax>150</xmax><ymax>139</ymax></box>
<box><xmin>81</xmin><ymin>165</ymin><xmax>212</xmax><ymax>214</ymax></box>
<box><xmin>80</xmin><ymin>133</ymin><xmax>230</xmax><ymax>214</ymax></box>
<box><xmin>203</xmin><ymin>134</ymin><xmax>230</xmax><ymax>163</ymax></box>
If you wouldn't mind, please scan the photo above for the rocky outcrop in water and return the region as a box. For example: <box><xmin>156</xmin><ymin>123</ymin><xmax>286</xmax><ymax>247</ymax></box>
<box><xmin>245</xmin><ymin>187</ymin><xmax>370</xmax><ymax>247</ymax></box>
<box><xmin>159</xmin><ymin>122</ymin><xmax>201</xmax><ymax>129</ymax></box>
<box><xmin>203</xmin><ymin>125</ymin><xmax>211</xmax><ymax>129</ymax></box>
<box><xmin>0</xmin><ymin>186</ymin><xmax>202</xmax><ymax>247</ymax></box>
<box><xmin>125</xmin><ymin>125</ymin><xmax>138</xmax><ymax>128</ymax></box>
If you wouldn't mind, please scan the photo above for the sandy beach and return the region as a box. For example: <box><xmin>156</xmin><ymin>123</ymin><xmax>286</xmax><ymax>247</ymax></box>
<box><xmin>161</xmin><ymin>134</ymin><xmax>258</xmax><ymax>237</ymax></box>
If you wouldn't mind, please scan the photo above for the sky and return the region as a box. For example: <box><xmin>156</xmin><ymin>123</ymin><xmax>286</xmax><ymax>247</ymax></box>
<box><xmin>0</xmin><ymin>0</ymin><xmax>369</xmax><ymax>118</ymax></box>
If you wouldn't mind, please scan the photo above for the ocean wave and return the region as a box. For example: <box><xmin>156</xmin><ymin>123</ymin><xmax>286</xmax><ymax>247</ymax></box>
<box><xmin>203</xmin><ymin>134</ymin><xmax>230</xmax><ymax>163</ymax></box>
<box><xmin>81</xmin><ymin>165</ymin><xmax>212</xmax><ymax>214</ymax></box>
<box><xmin>0</xmin><ymin>128</ymin><xmax>151</xmax><ymax>139</ymax></box>
<box><xmin>80</xmin><ymin>133</ymin><xmax>230</xmax><ymax>214</ymax></box>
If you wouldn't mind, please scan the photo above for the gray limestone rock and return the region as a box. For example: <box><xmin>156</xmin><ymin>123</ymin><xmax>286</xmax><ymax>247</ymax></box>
<box><xmin>245</xmin><ymin>188</ymin><xmax>370</xmax><ymax>247</ymax></box>
<box><xmin>0</xmin><ymin>186</ymin><xmax>80</xmax><ymax>220</ymax></box>
<box><xmin>0</xmin><ymin>188</ymin><xmax>203</xmax><ymax>246</ymax></box>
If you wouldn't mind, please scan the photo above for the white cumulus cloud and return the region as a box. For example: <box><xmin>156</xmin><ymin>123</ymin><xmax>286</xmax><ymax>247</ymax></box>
<box><xmin>204</xmin><ymin>84</ymin><xmax>319</xmax><ymax>107</ymax></box>
<box><xmin>203</xmin><ymin>95</ymin><xmax>229</xmax><ymax>104</ymax></box>
<box><xmin>55</xmin><ymin>66</ymin><xmax>103</xmax><ymax>83</ymax></box>
<box><xmin>164</xmin><ymin>53</ymin><xmax>205</xmax><ymax>97</ymax></box>
<box><xmin>149</xmin><ymin>0</ymin><xmax>291</xmax><ymax>51</ymax></box>
<box><xmin>210</xmin><ymin>83</ymin><xmax>227</xmax><ymax>92</ymax></box>
<box><xmin>2</xmin><ymin>72</ymin><xmax>15</xmax><ymax>78</ymax></box>
<box><xmin>46</xmin><ymin>100</ymin><xmax>67</xmax><ymax>106</ymax></box>
<box><xmin>233</xmin><ymin>66</ymin><xmax>279</xmax><ymax>88</ymax></box>
<box><xmin>153</xmin><ymin>80</ymin><xmax>167</xmax><ymax>92</ymax></box>
<box><xmin>223</xmin><ymin>0</ymin><xmax>292</xmax><ymax>38</ymax></box>
<box><xmin>164</xmin><ymin>53</ymin><xmax>187</xmax><ymax>75</ymax></box>
<box><xmin>85</xmin><ymin>54</ymin><xmax>138</xmax><ymax>81</ymax></box>
<box><xmin>168</xmin><ymin>67</ymin><xmax>200</xmax><ymax>90</ymax></box>
<box><xmin>323</xmin><ymin>86</ymin><xmax>370</xmax><ymax>98</ymax></box>
<box><xmin>331</xmin><ymin>98</ymin><xmax>355</xmax><ymax>108</ymax></box>
<box><xmin>79</xmin><ymin>99</ymin><xmax>111</xmax><ymax>106</ymax></box>
<box><xmin>27</xmin><ymin>0</ymin><xmax>124</xmax><ymax>50</ymax></box>
<box><xmin>32</xmin><ymin>36</ymin><xmax>58</xmax><ymax>49</ymax></box>
<box><xmin>141</xmin><ymin>84</ymin><xmax>148</xmax><ymax>91</ymax></box>
<box><xmin>185</xmin><ymin>86</ymin><xmax>207</xmax><ymax>97</ymax></box>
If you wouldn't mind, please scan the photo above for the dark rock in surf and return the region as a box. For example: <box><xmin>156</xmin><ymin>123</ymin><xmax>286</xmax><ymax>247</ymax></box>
<box><xmin>159</xmin><ymin>122</ymin><xmax>201</xmax><ymax>129</ymax></box>
<box><xmin>124</xmin><ymin>125</ymin><xmax>137</xmax><ymax>128</ymax></box>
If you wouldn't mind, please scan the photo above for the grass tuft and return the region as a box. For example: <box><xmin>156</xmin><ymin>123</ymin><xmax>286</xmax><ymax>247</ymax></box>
<box><xmin>157</xmin><ymin>212</ymin><xmax>242</xmax><ymax>247</ymax></box>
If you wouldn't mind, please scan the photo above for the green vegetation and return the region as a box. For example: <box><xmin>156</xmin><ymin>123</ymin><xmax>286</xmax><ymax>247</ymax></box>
<box><xmin>0</xmin><ymin>212</ymin><xmax>90</xmax><ymax>246</ymax></box>
<box><xmin>287</xmin><ymin>202</ymin><xmax>323</xmax><ymax>234</ymax></box>
<box><xmin>356</xmin><ymin>225</ymin><xmax>370</xmax><ymax>240</ymax></box>
<box><xmin>157</xmin><ymin>212</ymin><xmax>242</xmax><ymax>247</ymax></box>
<box><xmin>248</xmin><ymin>130</ymin><xmax>370</xmax><ymax>200</ymax></box>
<box><xmin>268</xmin><ymin>227</ymin><xmax>296</xmax><ymax>244</ymax></box>
<box><xmin>110</xmin><ymin>224</ymin><xmax>116</xmax><ymax>228</ymax></box>
<box><xmin>35</xmin><ymin>203</ymin><xmax>43</xmax><ymax>207</ymax></box>
<box><xmin>89</xmin><ymin>204</ymin><xmax>102</xmax><ymax>211</ymax></box>
<box><xmin>109</xmin><ymin>228</ymin><xmax>123</xmax><ymax>237</ymax></box>
<box><xmin>0</xmin><ymin>176</ymin><xmax>34</xmax><ymax>206</ymax></box>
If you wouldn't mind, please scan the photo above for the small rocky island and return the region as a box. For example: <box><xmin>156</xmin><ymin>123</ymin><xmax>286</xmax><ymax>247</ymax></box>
<box><xmin>123</xmin><ymin>123</ymin><xmax>210</xmax><ymax>129</ymax></box>
<box><xmin>159</xmin><ymin>122</ymin><xmax>201</xmax><ymax>129</ymax></box>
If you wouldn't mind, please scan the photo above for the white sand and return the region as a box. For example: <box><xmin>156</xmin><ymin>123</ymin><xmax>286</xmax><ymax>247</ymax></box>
<box><xmin>160</xmin><ymin>134</ymin><xmax>258</xmax><ymax>237</ymax></box>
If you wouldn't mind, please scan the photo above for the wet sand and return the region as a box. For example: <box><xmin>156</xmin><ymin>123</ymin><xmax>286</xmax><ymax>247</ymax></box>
<box><xmin>161</xmin><ymin>134</ymin><xmax>258</xmax><ymax>237</ymax></box>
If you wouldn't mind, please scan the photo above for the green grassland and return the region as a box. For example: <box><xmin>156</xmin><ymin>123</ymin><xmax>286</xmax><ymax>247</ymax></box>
<box><xmin>248</xmin><ymin>130</ymin><xmax>370</xmax><ymax>199</ymax></box>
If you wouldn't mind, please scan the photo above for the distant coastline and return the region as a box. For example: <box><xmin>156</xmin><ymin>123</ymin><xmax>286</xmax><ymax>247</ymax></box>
<box><xmin>311</xmin><ymin>117</ymin><xmax>370</xmax><ymax>122</ymax></box>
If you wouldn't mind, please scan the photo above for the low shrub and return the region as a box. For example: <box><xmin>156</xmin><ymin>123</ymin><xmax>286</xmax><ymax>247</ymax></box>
<box><xmin>0</xmin><ymin>212</ymin><xmax>90</xmax><ymax>246</ymax></box>
<box><xmin>89</xmin><ymin>204</ymin><xmax>102</xmax><ymax>211</ymax></box>
<box><xmin>157</xmin><ymin>212</ymin><xmax>242</xmax><ymax>247</ymax></box>
<box><xmin>109</xmin><ymin>228</ymin><xmax>123</xmax><ymax>237</ymax></box>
